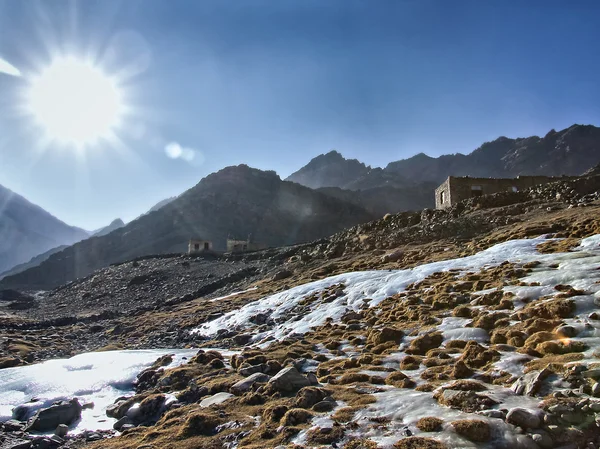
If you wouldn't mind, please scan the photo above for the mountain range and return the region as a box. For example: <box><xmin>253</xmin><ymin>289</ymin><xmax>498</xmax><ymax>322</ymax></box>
<box><xmin>0</xmin><ymin>165</ymin><xmax>374</xmax><ymax>289</ymax></box>
<box><xmin>1</xmin><ymin>123</ymin><xmax>599</xmax><ymax>290</ymax></box>
<box><xmin>286</xmin><ymin>124</ymin><xmax>600</xmax><ymax>188</ymax></box>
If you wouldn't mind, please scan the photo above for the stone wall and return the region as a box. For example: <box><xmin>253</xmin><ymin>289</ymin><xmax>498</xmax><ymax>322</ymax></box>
<box><xmin>435</xmin><ymin>175</ymin><xmax>579</xmax><ymax>209</ymax></box>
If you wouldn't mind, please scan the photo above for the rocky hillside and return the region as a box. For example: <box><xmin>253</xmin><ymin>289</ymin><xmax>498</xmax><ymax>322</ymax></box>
<box><xmin>1</xmin><ymin>175</ymin><xmax>600</xmax><ymax>449</ymax></box>
<box><xmin>0</xmin><ymin>165</ymin><xmax>376</xmax><ymax>290</ymax></box>
<box><xmin>0</xmin><ymin>184</ymin><xmax>89</xmax><ymax>275</ymax></box>
<box><xmin>287</xmin><ymin>124</ymin><xmax>600</xmax><ymax>197</ymax></box>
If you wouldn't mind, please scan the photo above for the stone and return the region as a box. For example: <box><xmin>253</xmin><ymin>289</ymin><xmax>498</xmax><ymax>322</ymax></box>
<box><xmin>506</xmin><ymin>407</ymin><xmax>541</xmax><ymax>430</ymax></box>
<box><xmin>267</xmin><ymin>366</ymin><xmax>311</xmax><ymax>393</ymax></box>
<box><xmin>531</xmin><ymin>431</ymin><xmax>553</xmax><ymax>449</ymax></box>
<box><xmin>294</xmin><ymin>387</ymin><xmax>329</xmax><ymax>408</ymax></box>
<box><xmin>199</xmin><ymin>392</ymin><xmax>233</xmax><ymax>407</ymax></box>
<box><xmin>3</xmin><ymin>419</ymin><xmax>25</xmax><ymax>431</ymax></box>
<box><xmin>238</xmin><ymin>363</ymin><xmax>267</xmax><ymax>376</ymax></box>
<box><xmin>106</xmin><ymin>399</ymin><xmax>133</xmax><ymax>419</ymax></box>
<box><xmin>511</xmin><ymin>368</ymin><xmax>551</xmax><ymax>396</ymax></box>
<box><xmin>478</xmin><ymin>409</ymin><xmax>505</xmax><ymax>419</ymax></box>
<box><xmin>4</xmin><ymin>439</ymin><xmax>31</xmax><ymax>449</ymax></box>
<box><xmin>555</xmin><ymin>325</ymin><xmax>577</xmax><ymax>338</ymax></box>
<box><xmin>113</xmin><ymin>416</ymin><xmax>133</xmax><ymax>431</ymax></box>
<box><xmin>382</xmin><ymin>249</ymin><xmax>404</xmax><ymax>263</ymax></box>
<box><xmin>272</xmin><ymin>269</ymin><xmax>292</xmax><ymax>281</ymax></box>
<box><xmin>54</xmin><ymin>423</ymin><xmax>69</xmax><ymax>438</ymax></box>
<box><xmin>230</xmin><ymin>372</ymin><xmax>271</xmax><ymax>395</ymax></box>
<box><xmin>26</xmin><ymin>399</ymin><xmax>82</xmax><ymax>432</ymax></box>
<box><xmin>583</xmin><ymin>368</ymin><xmax>600</xmax><ymax>379</ymax></box>
<box><xmin>306</xmin><ymin>372</ymin><xmax>319</xmax><ymax>385</ymax></box>
<box><xmin>312</xmin><ymin>400</ymin><xmax>336</xmax><ymax>412</ymax></box>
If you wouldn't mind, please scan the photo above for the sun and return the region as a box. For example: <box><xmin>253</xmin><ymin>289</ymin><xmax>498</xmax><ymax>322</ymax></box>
<box><xmin>27</xmin><ymin>56</ymin><xmax>124</xmax><ymax>147</ymax></box>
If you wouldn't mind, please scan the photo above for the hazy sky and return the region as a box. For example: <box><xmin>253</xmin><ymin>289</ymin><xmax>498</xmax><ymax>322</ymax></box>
<box><xmin>1</xmin><ymin>0</ymin><xmax>599</xmax><ymax>229</ymax></box>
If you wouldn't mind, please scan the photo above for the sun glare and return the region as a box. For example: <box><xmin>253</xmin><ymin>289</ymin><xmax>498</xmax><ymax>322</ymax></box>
<box><xmin>27</xmin><ymin>57</ymin><xmax>124</xmax><ymax>147</ymax></box>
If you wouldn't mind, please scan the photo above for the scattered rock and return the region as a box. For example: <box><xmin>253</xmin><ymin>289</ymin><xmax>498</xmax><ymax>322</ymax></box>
<box><xmin>200</xmin><ymin>392</ymin><xmax>234</xmax><ymax>407</ymax></box>
<box><xmin>230</xmin><ymin>372</ymin><xmax>271</xmax><ymax>395</ymax></box>
<box><xmin>267</xmin><ymin>366</ymin><xmax>311</xmax><ymax>392</ymax></box>
<box><xmin>512</xmin><ymin>368</ymin><xmax>551</xmax><ymax>396</ymax></box>
<box><xmin>506</xmin><ymin>407</ymin><xmax>541</xmax><ymax>430</ymax></box>
<box><xmin>26</xmin><ymin>398</ymin><xmax>82</xmax><ymax>432</ymax></box>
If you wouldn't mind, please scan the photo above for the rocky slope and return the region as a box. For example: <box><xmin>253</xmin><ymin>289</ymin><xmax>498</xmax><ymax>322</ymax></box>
<box><xmin>0</xmin><ymin>184</ymin><xmax>89</xmax><ymax>275</ymax></box>
<box><xmin>1</xmin><ymin>175</ymin><xmax>600</xmax><ymax>449</ymax></box>
<box><xmin>0</xmin><ymin>165</ymin><xmax>376</xmax><ymax>290</ymax></box>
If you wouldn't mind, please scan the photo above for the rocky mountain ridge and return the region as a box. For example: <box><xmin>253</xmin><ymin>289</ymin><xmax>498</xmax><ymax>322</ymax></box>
<box><xmin>287</xmin><ymin>124</ymin><xmax>600</xmax><ymax>190</ymax></box>
<box><xmin>0</xmin><ymin>165</ymin><xmax>376</xmax><ymax>290</ymax></box>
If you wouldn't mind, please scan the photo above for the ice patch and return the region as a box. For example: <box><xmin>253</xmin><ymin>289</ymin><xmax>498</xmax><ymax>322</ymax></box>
<box><xmin>195</xmin><ymin>236</ymin><xmax>552</xmax><ymax>344</ymax></box>
<box><xmin>0</xmin><ymin>349</ymin><xmax>198</xmax><ymax>432</ymax></box>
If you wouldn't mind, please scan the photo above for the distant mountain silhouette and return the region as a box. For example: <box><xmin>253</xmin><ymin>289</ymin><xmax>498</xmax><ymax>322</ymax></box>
<box><xmin>287</xmin><ymin>124</ymin><xmax>600</xmax><ymax>189</ymax></box>
<box><xmin>284</xmin><ymin>124</ymin><xmax>600</xmax><ymax>215</ymax></box>
<box><xmin>92</xmin><ymin>218</ymin><xmax>125</xmax><ymax>237</ymax></box>
<box><xmin>0</xmin><ymin>165</ymin><xmax>375</xmax><ymax>290</ymax></box>
<box><xmin>0</xmin><ymin>184</ymin><xmax>89</xmax><ymax>275</ymax></box>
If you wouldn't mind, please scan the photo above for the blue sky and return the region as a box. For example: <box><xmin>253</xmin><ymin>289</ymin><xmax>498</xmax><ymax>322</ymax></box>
<box><xmin>0</xmin><ymin>0</ymin><xmax>599</xmax><ymax>229</ymax></box>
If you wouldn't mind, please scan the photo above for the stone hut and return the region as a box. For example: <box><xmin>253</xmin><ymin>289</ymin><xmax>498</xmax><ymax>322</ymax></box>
<box><xmin>188</xmin><ymin>238</ymin><xmax>213</xmax><ymax>254</ymax></box>
<box><xmin>226</xmin><ymin>236</ymin><xmax>265</xmax><ymax>253</ymax></box>
<box><xmin>435</xmin><ymin>175</ymin><xmax>577</xmax><ymax>209</ymax></box>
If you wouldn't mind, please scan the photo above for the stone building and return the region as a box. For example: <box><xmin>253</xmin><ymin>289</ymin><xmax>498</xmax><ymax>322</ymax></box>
<box><xmin>188</xmin><ymin>238</ymin><xmax>213</xmax><ymax>254</ymax></box>
<box><xmin>226</xmin><ymin>236</ymin><xmax>265</xmax><ymax>253</ymax></box>
<box><xmin>435</xmin><ymin>175</ymin><xmax>577</xmax><ymax>209</ymax></box>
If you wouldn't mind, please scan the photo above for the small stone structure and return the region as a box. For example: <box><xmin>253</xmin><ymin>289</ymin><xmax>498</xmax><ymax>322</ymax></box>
<box><xmin>188</xmin><ymin>238</ymin><xmax>213</xmax><ymax>254</ymax></box>
<box><xmin>226</xmin><ymin>236</ymin><xmax>264</xmax><ymax>253</ymax></box>
<box><xmin>435</xmin><ymin>175</ymin><xmax>577</xmax><ymax>209</ymax></box>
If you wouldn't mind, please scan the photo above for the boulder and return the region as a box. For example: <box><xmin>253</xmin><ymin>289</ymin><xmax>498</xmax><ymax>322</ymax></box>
<box><xmin>294</xmin><ymin>387</ymin><xmax>330</xmax><ymax>408</ymax></box>
<box><xmin>267</xmin><ymin>366</ymin><xmax>311</xmax><ymax>393</ymax></box>
<box><xmin>54</xmin><ymin>423</ymin><xmax>69</xmax><ymax>438</ymax></box>
<box><xmin>106</xmin><ymin>398</ymin><xmax>134</xmax><ymax>419</ymax></box>
<box><xmin>230</xmin><ymin>373</ymin><xmax>271</xmax><ymax>395</ymax></box>
<box><xmin>26</xmin><ymin>399</ymin><xmax>82</xmax><ymax>432</ymax></box>
<box><xmin>506</xmin><ymin>407</ymin><xmax>541</xmax><ymax>430</ymax></box>
<box><xmin>511</xmin><ymin>368</ymin><xmax>551</xmax><ymax>396</ymax></box>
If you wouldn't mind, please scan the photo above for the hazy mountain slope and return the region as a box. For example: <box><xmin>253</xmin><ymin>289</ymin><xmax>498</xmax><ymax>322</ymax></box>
<box><xmin>318</xmin><ymin>183</ymin><xmax>436</xmax><ymax>216</ymax></box>
<box><xmin>0</xmin><ymin>244</ymin><xmax>68</xmax><ymax>280</ymax></box>
<box><xmin>92</xmin><ymin>219</ymin><xmax>125</xmax><ymax>237</ymax></box>
<box><xmin>0</xmin><ymin>165</ymin><xmax>376</xmax><ymax>289</ymax></box>
<box><xmin>0</xmin><ymin>184</ymin><xmax>89</xmax><ymax>274</ymax></box>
